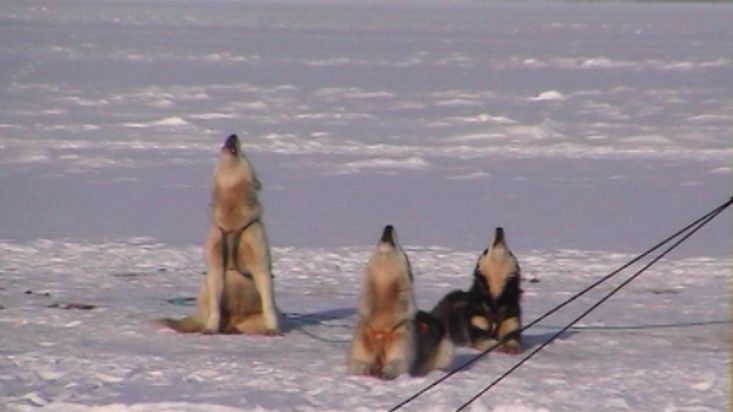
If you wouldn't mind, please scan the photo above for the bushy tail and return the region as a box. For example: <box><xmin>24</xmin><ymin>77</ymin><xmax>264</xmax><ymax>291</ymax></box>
<box><xmin>154</xmin><ymin>316</ymin><xmax>203</xmax><ymax>333</ymax></box>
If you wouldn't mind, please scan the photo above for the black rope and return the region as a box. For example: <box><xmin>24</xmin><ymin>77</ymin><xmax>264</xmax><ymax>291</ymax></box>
<box><xmin>535</xmin><ymin>319</ymin><xmax>731</xmax><ymax>331</ymax></box>
<box><xmin>219</xmin><ymin>218</ymin><xmax>260</xmax><ymax>280</ymax></box>
<box><xmin>283</xmin><ymin>312</ymin><xmax>353</xmax><ymax>329</ymax></box>
<box><xmin>389</xmin><ymin>196</ymin><xmax>732</xmax><ymax>412</ymax></box>
<box><xmin>454</xmin><ymin>196</ymin><xmax>732</xmax><ymax>411</ymax></box>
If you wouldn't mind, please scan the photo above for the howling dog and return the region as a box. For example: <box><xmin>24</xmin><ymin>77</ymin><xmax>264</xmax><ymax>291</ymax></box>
<box><xmin>347</xmin><ymin>225</ymin><xmax>453</xmax><ymax>379</ymax></box>
<box><xmin>157</xmin><ymin>134</ymin><xmax>280</xmax><ymax>335</ymax></box>
<box><xmin>432</xmin><ymin>227</ymin><xmax>522</xmax><ymax>353</ymax></box>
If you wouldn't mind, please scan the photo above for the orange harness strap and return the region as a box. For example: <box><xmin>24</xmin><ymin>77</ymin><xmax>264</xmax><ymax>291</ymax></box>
<box><xmin>368</xmin><ymin>328</ymin><xmax>395</xmax><ymax>343</ymax></box>
<box><xmin>366</xmin><ymin>319</ymin><xmax>408</xmax><ymax>344</ymax></box>
<box><xmin>364</xmin><ymin>319</ymin><xmax>409</xmax><ymax>378</ymax></box>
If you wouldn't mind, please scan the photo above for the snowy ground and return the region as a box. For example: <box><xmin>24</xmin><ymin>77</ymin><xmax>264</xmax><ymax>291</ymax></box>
<box><xmin>0</xmin><ymin>1</ymin><xmax>731</xmax><ymax>411</ymax></box>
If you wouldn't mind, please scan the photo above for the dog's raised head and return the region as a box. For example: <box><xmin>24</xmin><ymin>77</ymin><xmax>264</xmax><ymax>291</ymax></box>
<box><xmin>221</xmin><ymin>133</ymin><xmax>241</xmax><ymax>158</ymax></box>
<box><xmin>361</xmin><ymin>225</ymin><xmax>416</xmax><ymax>322</ymax></box>
<box><xmin>216</xmin><ymin>134</ymin><xmax>256</xmax><ymax>177</ymax></box>
<box><xmin>476</xmin><ymin>227</ymin><xmax>520</xmax><ymax>299</ymax></box>
<box><xmin>211</xmin><ymin>134</ymin><xmax>262</xmax><ymax>231</ymax></box>
<box><xmin>368</xmin><ymin>225</ymin><xmax>413</xmax><ymax>283</ymax></box>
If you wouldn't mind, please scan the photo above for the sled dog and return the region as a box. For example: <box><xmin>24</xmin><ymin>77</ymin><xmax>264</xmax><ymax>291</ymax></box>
<box><xmin>411</xmin><ymin>310</ymin><xmax>454</xmax><ymax>377</ymax></box>
<box><xmin>347</xmin><ymin>225</ymin><xmax>417</xmax><ymax>379</ymax></box>
<box><xmin>431</xmin><ymin>289</ymin><xmax>489</xmax><ymax>348</ymax></box>
<box><xmin>156</xmin><ymin>134</ymin><xmax>280</xmax><ymax>335</ymax></box>
<box><xmin>347</xmin><ymin>225</ymin><xmax>452</xmax><ymax>379</ymax></box>
<box><xmin>432</xmin><ymin>227</ymin><xmax>522</xmax><ymax>353</ymax></box>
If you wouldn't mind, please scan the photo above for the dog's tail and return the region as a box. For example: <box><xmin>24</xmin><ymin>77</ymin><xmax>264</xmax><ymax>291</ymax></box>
<box><xmin>154</xmin><ymin>316</ymin><xmax>203</xmax><ymax>333</ymax></box>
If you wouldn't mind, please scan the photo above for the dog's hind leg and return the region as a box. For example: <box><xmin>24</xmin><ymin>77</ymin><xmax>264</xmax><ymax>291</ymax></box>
<box><xmin>203</xmin><ymin>226</ymin><xmax>225</xmax><ymax>333</ymax></box>
<box><xmin>381</xmin><ymin>327</ymin><xmax>413</xmax><ymax>380</ymax></box>
<box><xmin>226</xmin><ymin>313</ymin><xmax>267</xmax><ymax>334</ymax></box>
<box><xmin>240</xmin><ymin>227</ymin><xmax>280</xmax><ymax>334</ymax></box>
<box><xmin>251</xmin><ymin>264</ymin><xmax>279</xmax><ymax>333</ymax></box>
<box><xmin>346</xmin><ymin>327</ymin><xmax>378</xmax><ymax>376</ymax></box>
<box><xmin>432</xmin><ymin>338</ymin><xmax>455</xmax><ymax>370</ymax></box>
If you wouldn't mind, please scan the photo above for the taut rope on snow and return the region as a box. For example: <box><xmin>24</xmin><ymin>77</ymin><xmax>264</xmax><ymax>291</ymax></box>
<box><xmin>454</xmin><ymin>195</ymin><xmax>732</xmax><ymax>411</ymax></box>
<box><xmin>535</xmin><ymin>318</ymin><xmax>731</xmax><ymax>331</ymax></box>
<box><xmin>390</xmin><ymin>196</ymin><xmax>733</xmax><ymax>412</ymax></box>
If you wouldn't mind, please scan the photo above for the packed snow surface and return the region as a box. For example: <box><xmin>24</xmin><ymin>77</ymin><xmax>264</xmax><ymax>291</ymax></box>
<box><xmin>0</xmin><ymin>1</ymin><xmax>731</xmax><ymax>411</ymax></box>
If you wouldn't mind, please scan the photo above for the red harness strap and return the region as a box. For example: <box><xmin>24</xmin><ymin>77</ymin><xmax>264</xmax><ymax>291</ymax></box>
<box><xmin>368</xmin><ymin>327</ymin><xmax>396</xmax><ymax>343</ymax></box>
<box><xmin>366</xmin><ymin>319</ymin><xmax>408</xmax><ymax>345</ymax></box>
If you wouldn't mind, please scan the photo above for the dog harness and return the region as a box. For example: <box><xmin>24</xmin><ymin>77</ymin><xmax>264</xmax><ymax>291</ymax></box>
<box><xmin>219</xmin><ymin>217</ymin><xmax>260</xmax><ymax>280</ymax></box>
<box><xmin>366</xmin><ymin>318</ymin><xmax>408</xmax><ymax>344</ymax></box>
<box><xmin>364</xmin><ymin>319</ymin><xmax>410</xmax><ymax>378</ymax></box>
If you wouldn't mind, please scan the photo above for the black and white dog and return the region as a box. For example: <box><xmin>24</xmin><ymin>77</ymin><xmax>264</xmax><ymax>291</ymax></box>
<box><xmin>431</xmin><ymin>227</ymin><xmax>522</xmax><ymax>353</ymax></box>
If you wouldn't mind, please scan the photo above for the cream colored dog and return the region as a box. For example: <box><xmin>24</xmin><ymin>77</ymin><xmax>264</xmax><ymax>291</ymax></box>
<box><xmin>432</xmin><ymin>227</ymin><xmax>522</xmax><ymax>353</ymax></box>
<box><xmin>346</xmin><ymin>225</ymin><xmax>417</xmax><ymax>379</ymax></box>
<box><xmin>157</xmin><ymin>134</ymin><xmax>280</xmax><ymax>335</ymax></box>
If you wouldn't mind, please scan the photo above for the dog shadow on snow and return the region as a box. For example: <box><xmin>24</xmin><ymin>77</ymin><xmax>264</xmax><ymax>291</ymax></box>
<box><xmin>448</xmin><ymin>330</ymin><xmax>578</xmax><ymax>372</ymax></box>
<box><xmin>282</xmin><ymin>307</ymin><xmax>356</xmax><ymax>344</ymax></box>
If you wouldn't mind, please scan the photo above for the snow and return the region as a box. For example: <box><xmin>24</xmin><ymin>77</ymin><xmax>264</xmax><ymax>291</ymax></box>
<box><xmin>530</xmin><ymin>91</ymin><xmax>566</xmax><ymax>102</ymax></box>
<box><xmin>0</xmin><ymin>1</ymin><xmax>731</xmax><ymax>411</ymax></box>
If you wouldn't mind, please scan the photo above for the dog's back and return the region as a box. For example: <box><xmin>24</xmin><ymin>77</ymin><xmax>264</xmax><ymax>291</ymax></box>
<box><xmin>430</xmin><ymin>289</ymin><xmax>475</xmax><ymax>346</ymax></box>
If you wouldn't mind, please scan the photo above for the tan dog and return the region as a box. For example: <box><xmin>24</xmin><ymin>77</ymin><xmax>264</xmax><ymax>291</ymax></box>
<box><xmin>157</xmin><ymin>134</ymin><xmax>280</xmax><ymax>335</ymax></box>
<box><xmin>347</xmin><ymin>225</ymin><xmax>417</xmax><ymax>379</ymax></box>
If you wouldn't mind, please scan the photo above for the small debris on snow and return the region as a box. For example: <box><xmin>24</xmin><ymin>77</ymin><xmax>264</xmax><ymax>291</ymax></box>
<box><xmin>48</xmin><ymin>303</ymin><xmax>97</xmax><ymax>310</ymax></box>
<box><xmin>22</xmin><ymin>391</ymin><xmax>50</xmax><ymax>407</ymax></box>
<box><xmin>692</xmin><ymin>375</ymin><xmax>716</xmax><ymax>391</ymax></box>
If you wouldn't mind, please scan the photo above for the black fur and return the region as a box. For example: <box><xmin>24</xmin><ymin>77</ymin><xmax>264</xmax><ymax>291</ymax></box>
<box><xmin>224</xmin><ymin>134</ymin><xmax>238</xmax><ymax>155</ymax></box>
<box><xmin>469</xmin><ymin>264</ymin><xmax>522</xmax><ymax>344</ymax></box>
<box><xmin>430</xmin><ymin>290</ymin><xmax>489</xmax><ymax>347</ymax></box>
<box><xmin>410</xmin><ymin>310</ymin><xmax>448</xmax><ymax>376</ymax></box>
<box><xmin>380</xmin><ymin>225</ymin><xmax>396</xmax><ymax>246</ymax></box>
<box><xmin>431</xmin><ymin>242</ymin><xmax>523</xmax><ymax>350</ymax></box>
<box><xmin>493</xmin><ymin>227</ymin><xmax>505</xmax><ymax>247</ymax></box>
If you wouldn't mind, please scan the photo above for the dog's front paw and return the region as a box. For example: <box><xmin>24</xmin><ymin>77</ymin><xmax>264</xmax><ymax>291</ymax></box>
<box><xmin>203</xmin><ymin>314</ymin><xmax>221</xmax><ymax>334</ymax></box>
<box><xmin>473</xmin><ymin>338</ymin><xmax>498</xmax><ymax>352</ymax></box>
<box><xmin>262</xmin><ymin>328</ymin><xmax>282</xmax><ymax>336</ymax></box>
<box><xmin>263</xmin><ymin>315</ymin><xmax>280</xmax><ymax>332</ymax></box>
<box><xmin>379</xmin><ymin>361</ymin><xmax>406</xmax><ymax>380</ymax></box>
<box><xmin>346</xmin><ymin>361</ymin><xmax>371</xmax><ymax>376</ymax></box>
<box><xmin>499</xmin><ymin>340</ymin><xmax>522</xmax><ymax>354</ymax></box>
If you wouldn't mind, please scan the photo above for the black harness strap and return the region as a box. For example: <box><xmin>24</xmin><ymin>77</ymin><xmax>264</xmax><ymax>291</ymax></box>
<box><xmin>219</xmin><ymin>218</ymin><xmax>260</xmax><ymax>280</ymax></box>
